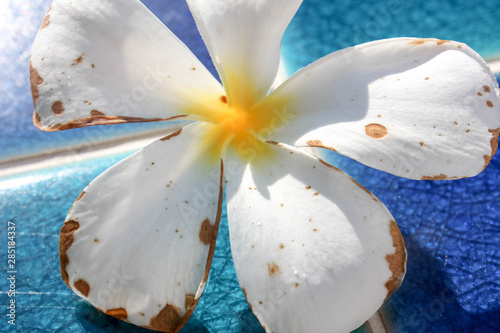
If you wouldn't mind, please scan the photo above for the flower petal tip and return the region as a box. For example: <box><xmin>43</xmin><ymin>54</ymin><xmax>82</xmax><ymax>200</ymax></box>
<box><xmin>145</xmin><ymin>304</ymin><xmax>184</xmax><ymax>332</ymax></box>
<box><xmin>484</xmin><ymin>128</ymin><xmax>500</xmax><ymax>169</ymax></box>
<box><xmin>384</xmin><ymin>220</ymin><xmax>407</xmax><ymax>302</ymax></box>
<box><xmin>106</xmin><ymin>308</ymin><xmax>128</xmax><ymax>321</ymax></box>
<box><xmin>59</xmin><ymin>220</ymin><xmax>80</xmax><ymax>286</ymax></box>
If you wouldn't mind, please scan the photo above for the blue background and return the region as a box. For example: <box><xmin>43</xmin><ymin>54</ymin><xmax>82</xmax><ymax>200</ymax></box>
<box><xmin>1</xmin><ymin>0</ymin><xmax>500</xmax><ymax>332</ymax></box>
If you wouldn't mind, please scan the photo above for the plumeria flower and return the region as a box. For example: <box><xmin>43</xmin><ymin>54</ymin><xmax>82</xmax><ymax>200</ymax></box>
<box><xmin>30</xmin><ymin>0</ymin><xmax>500</xmax><ymax>332</ymax></box>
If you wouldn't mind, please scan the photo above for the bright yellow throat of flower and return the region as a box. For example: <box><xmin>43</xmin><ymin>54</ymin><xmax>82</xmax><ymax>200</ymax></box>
<box><xmin>199</xmin><ymin>95</ymin><xmax>292</xmax><ymax>165</ymax></box>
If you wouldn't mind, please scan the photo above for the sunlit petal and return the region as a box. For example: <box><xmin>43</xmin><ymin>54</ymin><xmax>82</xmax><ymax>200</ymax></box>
<box><xmin>60</xmin><ymin>123</ymin><xmax>223</xmax><ymax>331</ymax></box>
<box><xmin>187</xmin><ymin>0</ymin><xmax>302</xmax><ymax>108</ymax></box>
<box><xmin>31</xmin><ymin>0</ymin><xmax>224</xmax><ymax>131</ymax></box>
<box><xmin>258</xmin><ymin>38</ymin><xmax>500</xmax><ymax>179</ymax></box>
<box><xmin>225</xmin><ymin>142</ymin><xmax>406</xmax><ymax>333</ymax></box>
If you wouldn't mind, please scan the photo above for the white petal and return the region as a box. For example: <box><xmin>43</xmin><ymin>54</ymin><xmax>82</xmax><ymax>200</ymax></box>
<box><xmin>187</xmin><ymin>0</ymin><xmax>302</xmax><ymax>108</ymax></box>
<box><xmin>258</xmin><ymin>38</ymin><xmax>500</xmax><ymax>180</ymax></box>
<box><xmin>31</xmin><ymin>0</ymin><xmax>225</xmax><ymax>131</ymax></box>
<box><xmin>60</xmin><ymin>123</ymin><xmax>223</xmax><ymax>331</ymax></box>
<box><xmin>225</xmin><ymin>142</ymin><xmax>406</xmax><ymax>333</ymax></box>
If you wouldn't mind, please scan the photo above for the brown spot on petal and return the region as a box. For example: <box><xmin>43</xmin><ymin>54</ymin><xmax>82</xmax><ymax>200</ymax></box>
<box><xmin>220</xmin><ymin>96</ymin><xmax>227</xmax><ymax>104</ymax></box>
<box><xmin>306</xmin><ymin>140</ymin><xmax>337</xmax><ymax>152</ymax></box>
<box><xmin>74</xmin><ymin>279</ymin><xmax>90</xmax><ymax>297</ymax></box>
<box><xmin>51</xmin><ymin>101</ymin><xmax>65</xmax><ymax>115</ymax></box>
<box><xmin>385</xmin><ymin>220</ymin><xmax>407</xmax><ymax>302</ymax></box>
<box><xmin>45</xmin><ymin>115</ymin><xmax>187</xmax><ymax>131</ymax></box>
<box><xmin>30</xmin><ymin>62</ymin><xmax>43</xmax><ymax>106</ymax></box>
<box><xmin>68</xmin><ymin>191</ymin><xmax>85</xmax><ymax>214</ymax></box>
<box><xmin>487</xmin><ymin>101</ymin><xmax>494</xmax><ymax>108</ymax></box>
<box><xmin>76</xmin><ymin>191</ymin><xmax>85</xmax><ymax>201</ymax></box>
<box><xmin>267</xmin><ymin>262</ymin><xmax>281</xmax><ymax>276</ymax></box>
<box><xmin>279</xmin><ymin>243</ymin><xmax>285</xmax><ymax>250</ymax></box>
<box><xmin>33</xmin><ymin>112</ymin><xmax>42</xmax><ymax>127</ymax></box>
<box><xmin>306</xmin><ymin>140</ymin><xmax>323</xmax><ymax>147</ymax></box>
<box><xmin>348</xmin><ymin>175</ymin><xmax>379</xmax><ymax>202</ymax></box>
<box><xmin>185</xmin><ymin>294</ymin><xmax>195</xmax><ymax>312</ymax></box>
<box><xmin>409</xmin><ymin>38</ymin><xmax>450</xmax><ymax>46</ymax></box>
<box><xmin>483</xmin><ymin>85</ymin><xmax>491</xmax><ymax>93</ymax></box>
<box><xmin>421</xmin><ymin>174</ymin><xmax>448</xmax><ymax>180</ymax></box>
<box><xmin>72</xmin><ymin>54</ymin><xmax>84</xmax><ymax>66</ymax></box>
<box><xmin>484</xmin><ymin>128</ymin><xmax>500</xmax><ymax>169</ymax></box>
<box><xmin>107</xmin><ymin>308</ymin><xmax>128</xmax><ymax>320</ymax></box>
<box><xmin>409</xmin><ymin>39</ymin><xmax>426</xmax><ymax>45</ymax></box>
<box><xmin>419</xmin><ymin>142</ymin><xmax>424</xmax><ymax>147</ymax></box>
<box><xmin>478</xmin><ymin>92</ymin><xmax>483</xmax><ymax>96</ymax></box>
<box><xmin>160</xmin><ymin>128</ymin><xmax>182</xmax><ymax>141</ymax></box>
<box><xmin>365</xmin><ymin>123</ymin><xmax>388</xmax><ymax>139</ymax></box>
<box><xmin>199</xmin><ymin>218</ymin><xmax>213</xmax><ymax>245</ymax></box>
<box><xmin>90</xmin><ymin>110</ymin><xmax>105</xmax><ymax>116</ymax></box>
<box><xmin>41</xmin><ymin>14</ymin><xmax>50</xmax><ymax>29</ymax></box>
<box><xmin>318</xmin><ymin>158</ymin><xmax>341</xmax><ymax>172</ymax></box>
<box><xmin>147</xmin><ymin>304</ymin><xmax>183</xmax><ymax>332</ymax></box>
<box><xmin>200</xmin><ymin>161</ymin><xmax>224</xmax><ymax>287</ymax></box>
<box><xmin>59</xmin><ymin>220</ymin><xmax>79</xmax><ymax>285</ymax></box>
<box><xmin>436</xmin><ymin>39</ymin><xmax>451</xmax><ymax>45</ymax></box>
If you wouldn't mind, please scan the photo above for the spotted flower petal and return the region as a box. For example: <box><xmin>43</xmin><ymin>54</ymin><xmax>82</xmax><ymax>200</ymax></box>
<box><xmin>187</xmin><ymin>0</ymin><xmax>302</xmax><ymax>108</ymax></box>
<box><xmin>30</xmin><ymin>0</ymin><xmax>225</xmax><ymax>131</ymax></box>
<box><xmin>258</xmin><ymin>38</ymin><xmax>500</xmax><ymax>180</ymax></box>
<box><xmin>60</xmin><ymin>123</ymin><xmax>223</xmax><ymax>331</ymax></box>
<box><xmin>225</xmin><ymin>143</ymin><xmax>406</xmax><ymax>333</ymax></box>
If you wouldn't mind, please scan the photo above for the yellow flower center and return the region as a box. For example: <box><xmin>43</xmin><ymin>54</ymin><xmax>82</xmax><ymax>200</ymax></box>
<box><xmin>195</xmin><ymin>94</ymin><xmax>294</xmax><ymax>165</ymax></box>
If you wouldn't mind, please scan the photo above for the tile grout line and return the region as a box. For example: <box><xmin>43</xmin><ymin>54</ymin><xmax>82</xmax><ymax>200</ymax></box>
<box><xmin>0</xmin><ymin>126</ymin><xmax>182</xmax><ymax>178</ymax></box>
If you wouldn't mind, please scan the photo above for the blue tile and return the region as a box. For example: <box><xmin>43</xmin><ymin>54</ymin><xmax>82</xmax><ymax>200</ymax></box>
<box><xmin>283</xmin><ymin>0</ymin><xmax>500</xmax><ymax>74</ymax></box>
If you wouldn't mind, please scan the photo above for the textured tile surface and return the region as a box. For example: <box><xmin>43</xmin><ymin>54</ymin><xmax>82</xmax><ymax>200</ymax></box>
<box><xmin>1</xmin><ymin>0</ymin><xmax>500</xmax><ymax>332</ymax></box>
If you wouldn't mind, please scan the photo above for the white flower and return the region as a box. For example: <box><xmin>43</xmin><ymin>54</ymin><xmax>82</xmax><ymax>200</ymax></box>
<box><xmin>30</xmin><ymin>0</ymin><xmax>500</xmax><ymax>332</ymax></box>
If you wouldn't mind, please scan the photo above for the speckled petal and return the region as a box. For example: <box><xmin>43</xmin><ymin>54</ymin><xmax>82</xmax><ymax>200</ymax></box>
<box><xmin>187</xmin><ymin>0</ymin><xmax>302</xmax><ymax>108</ymax></box>
<box><xmin>258</xmin><ymin>38</ymin><xmax>500</xmax><ymax>180</ymax></box>
<box><xmin>225</xmin><ymin>142</ymin><xmax>406</xmax><ymax>333</ymax></box>
<box><xmin>60</xmin><ymin>123</ymin><xmax>223</xmax><ymax>332</ymax></box>
<box><xmin>30</xmin><ymin>0</ymin><xmax>224</xmax><ymax>131</ymax></box>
